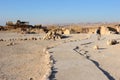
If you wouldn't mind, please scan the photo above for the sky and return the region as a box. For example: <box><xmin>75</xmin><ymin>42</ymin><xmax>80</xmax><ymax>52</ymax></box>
<box><xmin>0</xmin><ymin>0</ymin><xmax>120</xmax><ymax>25</ymax></box>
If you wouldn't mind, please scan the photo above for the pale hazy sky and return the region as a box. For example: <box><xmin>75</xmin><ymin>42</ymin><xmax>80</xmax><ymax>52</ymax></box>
<box><xmin>0</xmin><ymin>0</ymin><xmax>120</xmax><ymax>25</ymax></box>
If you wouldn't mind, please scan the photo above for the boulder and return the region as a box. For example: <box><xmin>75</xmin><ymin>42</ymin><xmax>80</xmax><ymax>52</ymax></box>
<box><xmin>63</xmin><ymin>29</ymin><xmax>71</xmax><ymax>35</ymax></box>
<box><xmin>101</xmin><ymin>26</ymin><xmax>118</xmax><ymax>35</ymax></box>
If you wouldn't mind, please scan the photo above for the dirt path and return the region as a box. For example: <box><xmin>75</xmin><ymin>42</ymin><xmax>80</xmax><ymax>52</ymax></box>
<box><xmin>48</xmin><ymin>34</ymin><xmax>120</xmax><ymax>80</ymax></box>
<box><xmin>49</xmin><ymin>40</ymin><xmax>108</xmax><ymax>80</ymax></box>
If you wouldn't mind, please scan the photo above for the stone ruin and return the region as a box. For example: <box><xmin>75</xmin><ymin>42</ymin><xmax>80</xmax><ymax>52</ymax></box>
<box><xmin>3</xmin><ymin>21</ymin><xmax>120</xmax><ymax>35</ymax></box>
<box><xmin>68</xmin><ymin>25</ymin><xmax>120</xmax><ymax>35</ymax></box>
<box><xmin>5</xmin><ymin>20</ymin><xmax>48</xmax><ymax>34</ymax></box>
<box><xmin>100</xmin><ymin>26</ymin><xmax>118</xmax><ymax>35</ymax></box>
<box><xmin>43</xmin><ymin>30</ymin><xmax>63</xmax><ymax>40</ymax></box>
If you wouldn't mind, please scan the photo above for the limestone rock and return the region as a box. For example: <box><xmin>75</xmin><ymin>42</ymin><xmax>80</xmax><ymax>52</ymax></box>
<box><xmin>101</xmin><ymin>26</ymin><xmax>118</xmax><ymax>35</ymax></box>
<box><xmin>43</xmin><ymin>30</ymin><xmax>62</xmax><ymax>40</ymax></box>
<box><xmin>63</xmin><ymin>29</ymin><xmax>71</xmax><ymax>35</ymax></box>
<box><xmin>93</xmin><ymin>45</ymin><xmax>99</xmax><ymax>50</ymax></box>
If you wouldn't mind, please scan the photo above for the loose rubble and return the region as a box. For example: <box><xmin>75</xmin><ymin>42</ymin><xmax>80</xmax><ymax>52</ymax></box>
<box><xmin>43</xmin><ymin>30</ymin><xmax>62</xmax><ymax>40</ymax></box>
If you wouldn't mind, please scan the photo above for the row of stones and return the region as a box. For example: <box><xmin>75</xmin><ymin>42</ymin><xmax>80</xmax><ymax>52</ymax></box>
<box><xmin>0</xmin><ymin>37</ymin><xmax>42</xmax><ymax>42</ymax></box>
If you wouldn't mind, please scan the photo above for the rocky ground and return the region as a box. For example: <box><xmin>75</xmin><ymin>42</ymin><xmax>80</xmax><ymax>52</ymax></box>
<box><xmin>49</xmin><ymin>34</ymin><xmax>120</xmax><ymax>80</ymax></box>
<box><xmin>0</xmin><ymin>31</ymin><xmax>120</xmax><ymax>80</ymax></box>
<box><xmin>0</xmin><ymin>32</ymin><xmax>52</xmax><ymax>80</ymax></box>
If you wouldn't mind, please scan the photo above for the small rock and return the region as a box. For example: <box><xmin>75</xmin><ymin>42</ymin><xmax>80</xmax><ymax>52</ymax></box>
<box><xmin>43</xmin><ymin>48</ymin><xmax>47</xmax><ymax>53</ymax></box>
<box><xmin>0</xmin><ymin>39</ymin><xmax>4</xmax><ymax>41</ymax></box>
<box><xmin>32</xmin><ymin>37</ymin><xmax>35</xmax><ymax>40</ymax></box>
<box><xmin>93</xmin><ymin>45</ymin><xmax>99</xmax><ymax>50</ymax></box>
<box><xmin>107</xmin><ymin>39</ymin><xmax>118</xmax><ymax>45</ymax></box>
<box><xmin>74</xmin><ymin>46</ymin><xmax>79</xmax><ymax>50</ymax></box>
<box><xmin>24</xmin><ymin>38</ymin><xmax>27</xmax><ymax>40</ymax></box>
<box><xmin>45</xmin><ymin>51</ymin><xmax>49</xmax><ymax>54</ymax></box>
<box><xmin>7</xmin><ymin>42</ymin><xmax>15</xmax><ymax>46</ymax></box>
<box><xmin>86</xmin><ymin>55</ymin><xmax>90</xmax><ymax>59</ymax></box>
<box><xmin>20</xmin><ymin>38</ymin><xmax>23</xmax><ymax>41</ymax></box>
<box><xmin>34</xmin><ymin>37</ymin><xmax>37</xmax><ymax>40</ymax></box>
<box><xmin>30</xmin><ymin>78</ymin><xmax>33</xmax><ymax>80</ymax></box>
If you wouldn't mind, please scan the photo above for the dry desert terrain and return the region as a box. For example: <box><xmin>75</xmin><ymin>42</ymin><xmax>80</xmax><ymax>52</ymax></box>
<box><xmin>0</xmin><ymin>31</ymin><xmax>120</xmax><ymax>80</ymax></box>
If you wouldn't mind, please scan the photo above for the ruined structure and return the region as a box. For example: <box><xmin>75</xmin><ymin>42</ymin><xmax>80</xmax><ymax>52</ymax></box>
<box><xmin>3</xmin><ymin>21</ymin><xmax>120</xmax><ymax>35</ymax></box>
<box><xmin>5</xmin><ymin>20</ymin><xmax>48</xmax><ymax>34</ymax></box>
<box><xmin>6</xmin><ymin>20</ymin><xmax>32</xmax><ymax>29</ymax></box>
<box><xmin>43</xmin><ymin>30</ymin><xmax>62</xmax><ymax>40</ymax></box>
<box><xmin>100</xmin><ymin>26</ymin><xmax>118</xmax><ymax>35</ymax></box>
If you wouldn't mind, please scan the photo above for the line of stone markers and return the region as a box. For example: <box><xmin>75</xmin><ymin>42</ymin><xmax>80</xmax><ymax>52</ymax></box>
<box><xmin>0</xmin><ymin>37</ymin><xmax>42</xmax><ymax>42</ymax></box>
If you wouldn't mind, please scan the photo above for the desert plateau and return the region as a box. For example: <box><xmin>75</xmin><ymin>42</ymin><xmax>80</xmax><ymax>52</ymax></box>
<box><xmin>0</xmin><ymin>21</ymin><xmax>120</xmax><ymax>80</ymax></box>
